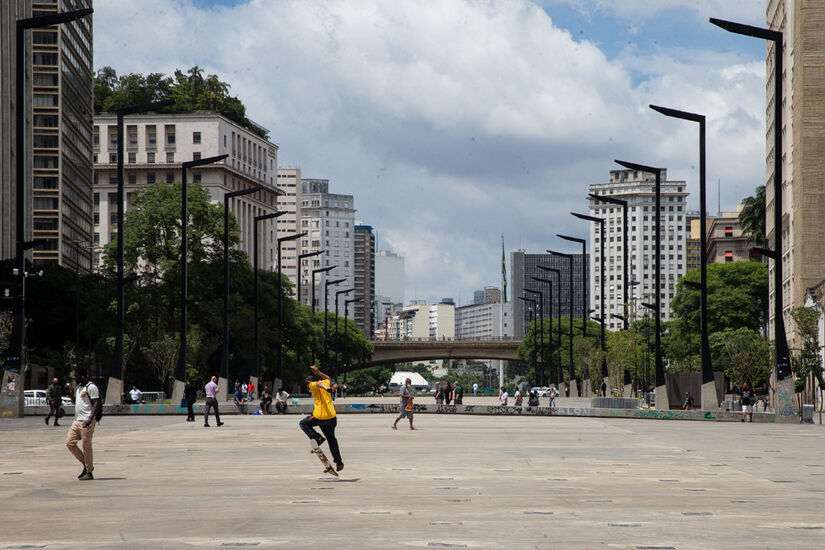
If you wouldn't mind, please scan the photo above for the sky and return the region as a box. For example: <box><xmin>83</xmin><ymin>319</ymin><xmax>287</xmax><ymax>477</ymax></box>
<box><xmin>93</xmin><ymin>0</ymin><xmax>768</xmax><ymax>305</ymax></box>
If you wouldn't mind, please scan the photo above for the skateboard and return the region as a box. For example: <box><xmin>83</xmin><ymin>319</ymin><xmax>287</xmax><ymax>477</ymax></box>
<box><xmin>310</xmin><ymin>439</ymin><xmax>339</xmax><ymax>477</ymax></box>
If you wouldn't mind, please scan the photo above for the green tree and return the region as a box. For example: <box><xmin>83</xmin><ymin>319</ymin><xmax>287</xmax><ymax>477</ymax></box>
<box><xmin>573</xmin><ymin>335</ymin><xmax>603</xmax><ymax>393</ymax></box>
<box><xmin>790</xmin><ymin>306</ymin><xmax>824</xmax><ymax>420</ymax></box>
<box><xmin>739</xmin><ymin>185</ymin><xmax>766</xmax><ymax>247</ymax></box>
<box><xmin>709</xmin><ymin>327</ymin><xmax>771</xmax><ymax>391</ymax></box>
<box><xmin>606</xmin><ymin>328</ymin><xmax>644</xmax><ymax>394</ymax></box>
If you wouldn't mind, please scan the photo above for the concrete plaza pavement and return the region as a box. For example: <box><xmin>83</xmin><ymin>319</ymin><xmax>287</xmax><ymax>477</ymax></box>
<box><xmin>1</xmin><ymin>409</ymin><xmax>823</xmax><ymax>549</ymax></box>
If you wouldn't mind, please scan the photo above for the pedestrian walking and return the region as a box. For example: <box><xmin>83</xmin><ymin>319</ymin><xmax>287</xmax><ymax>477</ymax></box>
<box><xmin>740</xmin><ymin>383</ymin><xmax>756</xmax><ymax>423</ymax></box>
<box><xmin>444</xmin><ymin>381</ymin><xmax>453</xmax><ymax>405</ymax></box>
<box><xmin>499</xmin><ymin>386</ymin><xmax>508</xmax><ymax>406</ymax></box>
<box><xmin>392</xmin><ymin>378</ymin><xmax>415</xmax><ymax>430</ymax></box>
<box><xmin>299</xmin><ymin>365</ymin><xmax>344</xmax><ymax>472</ymax></box>
<box><xmin>454</xmin><ymin>381</ymin><xmax>464</xmax><ymax>405</ymax></box>
<box><xmin>513</xmin><ymin>387</ymin><xmax>522</xmax><ymax>407</ymax></box>
<box><xmin>204</xmin><ymin>376</ymin><xmax>224</xmax><ymax>427</ymax></box>
<box><xmin>682</xmin><ymin>391</ymin><xmax>695</xmax><ymax>410</ymax></box>
<box><xmin>434</xmin><ymin>382</ymin><xmax>444</xmax><ymax>405</ymax></box>
<box><xmin>45</xmin><ymin>377</ymin><xmax>62</xmax><ymax>426</ymax></box>
<box><xmin>549</xmin><ymin>386</ymin><xmax>558</xmax><ymax>407</ymax></box>
<box><xmin>184</xmin><ymin>378</ymin><xmax>197</xmax><ymax>421</ymax></box>
<box><xmin>472</xmin><ymin>382</ymin><xmax>478</xmax><ymax>397</ymax></box>
<box><xmin>600</xmin><ymin>381</ymin><xmax>607</xmax><ymax>397</ymax></box>
<box><xmin>65</xmin><ymin>368</ymin><xmax>100</xmax><ymax>481</ymax></box>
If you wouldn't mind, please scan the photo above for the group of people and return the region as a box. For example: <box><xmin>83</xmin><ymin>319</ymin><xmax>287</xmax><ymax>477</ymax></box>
<box><xmin>433</xmin><ymin>380</ymin><xmax>464</xmax><ymax>404</ymax></box>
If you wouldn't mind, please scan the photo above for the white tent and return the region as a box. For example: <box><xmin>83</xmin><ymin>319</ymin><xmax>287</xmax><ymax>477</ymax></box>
<box><xmin>388</xmin><ymin>371</ymin><xmax>429</xmax><ymax>390</ymax></box>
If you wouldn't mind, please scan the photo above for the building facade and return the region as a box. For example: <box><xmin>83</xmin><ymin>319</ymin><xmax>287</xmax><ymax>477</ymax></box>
<box><xmin>587</xmin><ymin>169</ymin><xmax>688</xmax><ymax>331</ymax></box>
<box><xmin>375</xmin><ymin>250</ymin><xmax>404</xmax><ymax>305</ymax></box>
<box><xmin>1</xmin><ymin>0</ymin><xmax>95</xmax><ymax>272</ymax></box>
<box><xmin>299</xmin><ymin>179</ymin><xmax>355</xmax><ymax>312</ymax></box>
<box><xmin>455</xmin><ymin>301</ymin><xmax>513</xmax><ymax>340</ymax></box>
<box><xmin>766</xmin><ymin>0</ymin><xmax>825</xmax><ymax>350</ymax></box>
<box><xmin>92</xmin><ymin>113</ymin><xmax>281</xmax><ymax>269</ymax></box>
<box><xmin>388</xmin><ymin>301</ymin><xmax>455</xmax><ymax>341</ymax></box>
<box><xmin>353</xmin><ymin>224</ymin><xmax>375</xmax><ymax>336</ymax></box>
<box><xmin>510</xmin><ymin>250</ymin><xmax>588</xmax><ymax>339</ymax></box>
<box><xmin>276</xmin><ymin>167</ymin><xmax>302</xmax><ymax>297</ymax></box>
<box><xmin>706</xmin><ymin>205</ymin><xmax>751</xmax><ymax>264</ymax></box>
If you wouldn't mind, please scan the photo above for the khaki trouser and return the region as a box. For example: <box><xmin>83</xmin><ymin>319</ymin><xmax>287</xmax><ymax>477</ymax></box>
<box><xmin>66</xmin><ymin>419</ymin><xmax>95</xmax><ymax>471</ymax></box>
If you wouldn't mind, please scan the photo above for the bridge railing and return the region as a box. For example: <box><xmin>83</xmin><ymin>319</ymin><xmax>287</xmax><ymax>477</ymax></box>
<box><xmin>370</xmin><ymin>336</ymin><xmax>519</xmax><ymax>343</ymax></box>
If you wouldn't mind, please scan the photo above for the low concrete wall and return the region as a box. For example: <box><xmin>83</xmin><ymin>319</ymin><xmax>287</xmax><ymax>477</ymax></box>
<box><xmin>25</xmin><ymin>401</ymin><xmax>775</xmax><ymax>422</ymax></box>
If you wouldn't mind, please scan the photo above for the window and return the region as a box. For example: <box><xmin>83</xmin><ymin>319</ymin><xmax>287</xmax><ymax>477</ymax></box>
<box><xmin>147</xmin><ymin>152</ymin><xmax>155</xmax><ymax>164</ymax></box>
<box><xmin>725</xmin><ymin>251</ymin><xmax>734</xmax><ymax>262</ymax></box>
<box><xmin>166</xmin><ymin>152</ymin><xmax>174</xmax><ymax>163</ymax></box>
<box><xmin>147</xmin><ymin>173</ymin><xmax>156</xmax><ymax>184</ymax></box>
<box><xmin>93</xmin><ymin>193</ymin><xmax>99</xmax><ymax>205</ymax></box>
<box><xmin>724</xmin><ymin>226</ymin><xmax>733</xmax><ymax>237</ymax></box>
<box><xmin>193</xmin><ymin>173</ymin><xmax>201</xmax><ymax>183</ymax></box>
<box><xmin>166</xmin><ymin>127</ymin><xmax>176</xmax><ymax>146</ymax></box>
<box><xmin>93</xmin><ymin>153</ymin><xmax>98</xmax><ymax>164</ymax></box>
<box><xmin>193</xmin><ymin>131</ymin><xmax>201</xmax><ymax>144</ymax></box>
<box><xmin>147</xmin><ymin>127</ymin><xmax>157</xmax><ymax>146</ymax></box>
<box><xmin>128</xmin><ymin>173</ymin><xmax>136</xmax><ymax>185</ymax></box>
<box><xmin>167</xmin><ymin>173</ymin><xmax>176</xmax><ymax>183</ymax></box>
<box><xmin>93</xmin><ymin>212</ymin><xmax>99</xmax><ymax>224</ymax></box>
<box><xmin>109</xmin><ymin>153</ymin><xmax>117</xmax><ymax>164</ymax></box>
<box><xmin>128</xmin><ymin>152</ymin><xmax>136</xmax><ymax>164</ymax></box>
<box><xmin>110</xmin><ymin>213</ymin><xmax>118</xmax><ymax>225</ymax></box>
<box><xmin>193</xmin><ymin>152</ymin><xmax>201</xmax><ymax>161</ymax></box>
<box><xmin>109</xmin><ymin>174</ymin><xmax>117</xmax><ymax>185</ymax></box>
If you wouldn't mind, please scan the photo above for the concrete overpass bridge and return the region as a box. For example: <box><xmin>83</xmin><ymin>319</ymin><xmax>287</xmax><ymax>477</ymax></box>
<box><xmin>346</xmin><ymin>338</ymin><xmax>522</xmax><ymax>371</ymax></box>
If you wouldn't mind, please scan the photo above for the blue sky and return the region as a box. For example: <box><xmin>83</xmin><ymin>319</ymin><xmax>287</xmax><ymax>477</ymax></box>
<box><xmin>95</xmin><ymin>0</ymin><xmax>768</xmax><ymax>304</ymax></box>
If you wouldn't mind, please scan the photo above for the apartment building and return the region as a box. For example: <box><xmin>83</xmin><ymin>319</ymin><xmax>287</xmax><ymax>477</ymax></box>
<box><xmin>276</xmin><ymin>167</ymin><xmax>302</xmax><ymax>297</ymax></box>
<box><xmin>92</xmin><ymin>113</ymin><xmax>281</xmax><ymax>268</ymax></box>
<box><xmin>353</xmin><ymin>224</ymin><xmax>375</xmax><ymax>336</ymax></box>
<box><xmin>587</xmin><ymin>169</ymin><xmax>688</xmax><ymax>331</ymax></box>
<box><xmin>299</xmin><ymin>179</ymin><xmax>355</xmax><ymax>311</ymax></box>
<box><xmin>706</xmin><ymin>205</ymin><xmax>751</xmax><ymax>264</ymax></box>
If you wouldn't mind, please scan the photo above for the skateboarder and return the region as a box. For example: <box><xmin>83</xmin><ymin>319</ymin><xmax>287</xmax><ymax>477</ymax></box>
<box><xmin>299</xmin><ymin>365</ymin><xmax>344</xmax><ymax>472</ymax></box>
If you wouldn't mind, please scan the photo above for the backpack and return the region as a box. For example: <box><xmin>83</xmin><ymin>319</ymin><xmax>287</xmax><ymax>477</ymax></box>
<box><xmin>86</xmin><ymin>382</ymin><xmax>103</xmax><ymax>422</ymax></box>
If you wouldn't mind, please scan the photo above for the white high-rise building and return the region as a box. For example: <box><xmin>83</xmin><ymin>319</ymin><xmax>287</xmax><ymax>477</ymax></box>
<box><xmin>588</xmin><ymin>169</ymin><xmax>688</xmax><ymax>331</ymax></box>
<box><xmin>92</xmin><ymin>113</ymin><xmax>281</xmax><ymax>269</ymax></box>
<box><xmin>299</xmin><ymin>179</ymin><xmax>355</xmax><ymax>311</ymax></box>
<box><xmin>276</xmin><ymin>168</ymin><xmax>302</xmax><ymax>297</ymax></box>
<box><xmin>375</xmin><ymin>250</ymin><xmax>405</xmax><ymax>304</ymax></box>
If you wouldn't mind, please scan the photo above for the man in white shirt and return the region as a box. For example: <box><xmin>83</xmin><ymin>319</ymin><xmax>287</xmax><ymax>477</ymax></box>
<box><xmin>275</xmin><ymin>388</ymin><xmax>290</xmax><ymax>414</ymax></box>
<box><xmin>66</xmin><ymin>367</ymin><xmax>100</xmax><ymax>481</ymax></box>
<box><xmin>129</xmin><ymin>386</ymin><xmax>142</xmax><ymax>404</ymax></box>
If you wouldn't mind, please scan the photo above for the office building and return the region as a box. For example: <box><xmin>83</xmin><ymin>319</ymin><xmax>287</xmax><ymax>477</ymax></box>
<box><xmin>473</xmin><ymin>286</ymin><xmax>502</xmax><ymax>305</ymax></box>
<box><xmin>299</xmin><ymin>179</ymin><xmax>355</xmax><ymax>311</ymax></box>
<box><xmin>706</xmin><ymin>205</ymin><xmax>751</xmax><ymax>264</ymax></box>
<box><xmin>353</xmin><ymin>224</ymin><xmax>375</xmax><ymax>335</ymax></box>
<box><xmin>1</xmin><ymin>0</ymin><xmax>94</xmax><ymax>271</ymax></box>
<box><xmin>388</xmin><ymin>301</ymin><xmax>454</xmax><ymax>341</ymax></box>
<box><xmin>92</xmin><ymin>113</ymin><xmax>281</xmax><ymax>269</ymax></box>
<box><xmin>455</xmin><ymin>301</ymin><xmax>513</xmax><ymax>340</ymax></box>
<box><xmin>375</xmin><ymin>250</ymin><xmax>404</xmax><ymax>305</ymax></box>
<box><xmin>686</xmin><ymin>212</ymin><xmax>701</xmax><ymax>273</ymax></box>
<box><xmin>765</xmin><ymin>1</ymin><xmax>825</xmax><ymax>350</ymax></box>
<box><xmin>510</xmin><ymin>250</ymin><xmax>588</xmax><ymax>339</ymax></box>
<box><xmin>587</xmin><ymin>169</ymin><xmax>688</xmax><ymax>331</ymax></box>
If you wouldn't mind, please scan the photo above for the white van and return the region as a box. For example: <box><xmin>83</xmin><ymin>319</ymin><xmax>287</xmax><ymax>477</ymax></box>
<box><xmin>24</xmin><ymin>390</ymin><xmax>72</xmax><ymax>407</ymax></box>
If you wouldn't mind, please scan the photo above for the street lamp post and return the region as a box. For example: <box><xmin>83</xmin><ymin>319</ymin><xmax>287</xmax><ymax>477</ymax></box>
<box><xmin>519</xmin><ymin>296</ymin><xmax>538</xmax><ymax>386</ymax></box>
<box><xmin>323</xmin><ymin>278</ymin><xmax>346</xmax><ymax>371</ymax></box>
<box><xmin>109</xmin><ymin>98</ymin><xmax>175</xmax><ymax>405</ymax></box>
<box><xmin>532</xmin><ymin>276</ymin><xmax>555</xmax><ymax>385</ymax></box>
<box><xmin>253</xmin><ymin>212</ymin><xmax>285</xmax><ymax>391</ymax></box>
<box><xmin>222</xmin><ymin>186</ymin><xmax>261</xmax><ymax>397</ymax></box>
<box><xmin>343</xmin><ymin>297</ymin><xmax>362</xmax><ymax>384</ymax></box>
<box><xmin>546</xmin><ymin>251</ymin><xmax>577</xmax><ymax>392</ymax></box>
<box><xmin>588</xmin><ymin>193</ymin><xmax>629</xmax><ymax>330</ymax></box>
<box><xmin>312</xmin><ymin>265</ymin><xmax>336</xmax><ymax>314</ymax></box>
<box><xmin>536</xmin><ymin>267</ymin><xmax>562</xmax><ymax>384</ymax></box>
<box><xmin>558</xmin><ymin>235</ymin><xmax>588</xmax><ymax>339</ymax></box>
<box><xmin>277</xmin><ymin>231</ymin><xmax>307</xmax><ymax>383</ymax></box>
<box><xmin>614</xmin><ymin>159</ymin><xmax>667</xmax><ymax>409</ymax></box>
<box><xmin>650</xmin><ymin>103</ymin><xmax>715</xmax><ymax>409</ymax></box>
<box><xmin>297</xmin><ymin>250</ymin><xmax>324</xmax><ymax>307</ymax></box>
<box><xmin>525</xmin><ymin>288</ymin><xmax>544</xmax><ymax>387</ymax></box>
<box><xmin>710</xmin><ymin>17</ymin><xmax>792</xmax><ymax>412</ymax></box>
<box><xmin>5</xmin><ymin>7</ymin><xmax>93</xmax><ymax>418</ymax></box>
<box><xmin>334</xmin><ymin>288</ymin><xmax>355</xmax><ymax>380</ymax></box>
<box><xmin>640</xmin><ymin>302</ymin><xmax>659</xmax><ymax>400</ymax></box>
<box><xmin>172</xmin><ymin>154</ymin><xmax>228</xmax><ymax>407</ymax></box>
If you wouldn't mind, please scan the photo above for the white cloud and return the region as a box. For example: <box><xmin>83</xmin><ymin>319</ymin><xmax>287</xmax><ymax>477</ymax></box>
<box><xmin>94</xmin><ymin>0</ymin><xmax>766</xmax><ymax>304</ymax></box>
<box><xmin>541</xmin><ymin>0</ymin><xmax>765</xmax><ymax>25</ymax></box>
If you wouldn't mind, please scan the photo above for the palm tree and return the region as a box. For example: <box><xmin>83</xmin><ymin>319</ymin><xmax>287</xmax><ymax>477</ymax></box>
<box><xmin>739</xmin><ymin>185</ymin><xmax>766</xmax><ymax>248</ymax></box>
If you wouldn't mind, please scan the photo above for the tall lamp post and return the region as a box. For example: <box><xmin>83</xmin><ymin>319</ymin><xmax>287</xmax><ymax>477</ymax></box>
<box><xmin>558</xmin><ymin>234</ymin><xmax>588</xmax><ymax>339</ymax></box>
<box><xmin>312</xmin><ymin>265</ymin><xmax>336</xmax><ymax>314</ymax></box>
<box><xmin>222</xmin><ymin>185</ymin><xmax>261</xmax><ymax>397</ymax></box>
<box><xmin>253</xmin><ymin>212</ymin><xmax>285</xmax><ymax>390</ymax></box>
<box><xmin>536</xmin><ymin>267</ymin><xmax>562</xmax><ymax>384</ymax></box>
<box><xmin>524</xmin><ymin>288</ymin><xmax>544</xmax><ymax>386</ymax></box>
<box><xmin>546</xmin><ymin>251</ymin><xmax>577</xmax><ymax>392</ymax></box>
<box><xmin>323</xmin><ymin>278</ymin><xmax>346</xmax><ymax>371</ymax></box>
<box><xmin>297</xmin><ymin>250</ymin><xmax>324</xmax><ymax>307</ymax></box>
<box><xmin>640</xmin><ymin>302</ymin><xmax>660</xmax><ymax>402</ymax></box>
<box><xmin>614</xmin><ymin>159</ymin><xmax>667</xmax><ymax>409</ymax></box>
<box><xmin>172</xmin><ymin>154</ymin><xmax>228</xmax><ymax>407</ymax></box>
<box><xmin>588</xmin><ymin>193</ymin><xmax>629</xmax><ymax>329</ymax></box>
<box><xmin>109</xmin><ymin>99</ymin><xmax>176</xmax><ymax>405</ymax></box>
<box><xmin>334</xmin><ymin>287</ymin><xmax>355</xmax><ymax>379</ymax></box>
<box><xmin>710</xmin><ymin>17</ymin><xmax>792</xmax><ymax>410</ymax></box>
<box><xmin>6</xmin><ymin>7</ymin><xmax>93</xmax><ymax>419</ymax></box>
<box><xmin>343</xmin><ymin>297</ymin><xmax>362</xmax><ymax>384</ymax></box>
<box><xmin>650</xmin><ymin>103</ymin><xmax>715</xmax><ymax>409</ymax></box>
<box><xmin>518</xmin><ymin>296</ymin><xmax>538</xmax><ymax>386</ymax></box>
<box><xmin>276</xmin><ymin>231</ymin><xmax>307</xmax><ymax>383</ymax></box>
<box><xmin>532</xmin><ymin>276</ymin><xmax>555</xmax><ymax>385</ymax></box>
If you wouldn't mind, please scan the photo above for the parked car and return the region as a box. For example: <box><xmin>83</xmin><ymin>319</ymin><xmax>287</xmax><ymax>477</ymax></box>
<box><xmin>530</xmin><ymin>387</ymin><xmax>550</xmax><ymax>397</ymax></box>
<box><xmin>24</xmin><ymin>390</ymin><xmax>72</xmax><ymax>407</ymax></box>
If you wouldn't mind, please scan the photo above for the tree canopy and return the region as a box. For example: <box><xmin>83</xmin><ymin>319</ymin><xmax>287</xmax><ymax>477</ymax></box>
<box><xmin>94</xmin><ymin>66</ymin><xmax>268</xmax><ymax>139</ymax></box>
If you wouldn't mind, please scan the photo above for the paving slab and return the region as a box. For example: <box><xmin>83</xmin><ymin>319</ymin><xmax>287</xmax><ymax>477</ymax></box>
<box><xmin>0</xmin><ymin>412</ymin><xmax>823</xmax><ymax>549</ymax></box>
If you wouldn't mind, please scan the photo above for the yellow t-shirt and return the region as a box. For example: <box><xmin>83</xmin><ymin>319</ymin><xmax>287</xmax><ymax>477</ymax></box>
<box><xmin>309</xmin><ymin>380</ymin><xmax>336</xmax><ymax>420</ymax></box>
